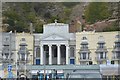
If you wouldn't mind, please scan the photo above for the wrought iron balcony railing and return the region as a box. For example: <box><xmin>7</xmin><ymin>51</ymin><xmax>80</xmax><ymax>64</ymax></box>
<box><xmin>95</xmin><ymin>57</ymin><xmax>108</xmax><ymax>61</ymax></box>
<box><xmin>79</xmin><ymin>57</ymin><xmax>92</xmax><ymax>61</ymax></box>
<box><xmin>112</xmin><ymin>56</ymin><xmax>120</xmax><ymax>60</ymax></box>
<box><xmin>1</xmin><ymin>58</ymin><xmax>14</xmax><ymax>63</ymax></box>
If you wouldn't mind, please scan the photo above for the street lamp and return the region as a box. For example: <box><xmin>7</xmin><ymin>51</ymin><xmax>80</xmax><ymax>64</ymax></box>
<box><xmin>43</xmin><ymin>51</ymin><xmax>46</xmax><ymax>80</ymax></box>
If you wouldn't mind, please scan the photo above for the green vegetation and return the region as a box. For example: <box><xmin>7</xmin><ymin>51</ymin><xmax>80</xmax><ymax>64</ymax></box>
<box><xmin>62</xmin><ymin>2</ymin><xmax>80</xmax><ymax>8</ymax></box>
<box><xmin>3</xmin><ymin>2</ymin><xmax>78</xmax><ymax>33</ymax></box>
<box><xmin>84</xmin><ymin>2</ymin><xmax>111</xmax><ymax>24</ymax></box>
<box><xmin>103</xmin><ymin>21</ymin><xmax>120</xmax><ymax>32</ymax></box>
<box><xmin>2</xmin><ymin>2</ymin><xmax>118</xmax><ymax>33</ymax></box>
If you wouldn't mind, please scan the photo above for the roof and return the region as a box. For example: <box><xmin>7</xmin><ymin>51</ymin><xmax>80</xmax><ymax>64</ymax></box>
<box><xmin>100</xmin><ymin>64</ymin><xmax>119</xmax><ymax>75</ymax></box>
<box><xmin>68</xmin><ymin>73</ymin><xmax>101</xmax><ymax>78</ymax></box>
<box><xmin>29</xmin><ymin>65</ymin><xmax>100</xmax><ymax>70</ymax></box>
<box><xmin>44</xmin><ymin>23</ymin><xmax>68</xmax><ymax>26</ymax></box>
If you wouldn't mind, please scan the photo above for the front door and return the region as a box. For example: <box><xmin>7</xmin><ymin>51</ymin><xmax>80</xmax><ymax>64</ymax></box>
<box><xmin>70</xmin><ymin>59</ymin><xmax>75</xmax><ymax>64</ymax></box>
<box><xmin>36</xmin><ymin>59</ymin><xmax>40</xmax><ymax>65</ymax></box>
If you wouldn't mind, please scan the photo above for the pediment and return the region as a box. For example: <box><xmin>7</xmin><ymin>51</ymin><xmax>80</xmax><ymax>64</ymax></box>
<box><xmin>41</xmin><ymin>33</ymin><xmax>68</xmax><ymax>41</ymax></box>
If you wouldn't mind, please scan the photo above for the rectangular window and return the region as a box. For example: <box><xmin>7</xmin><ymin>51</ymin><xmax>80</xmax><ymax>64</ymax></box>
<box><xmin>117</xmin><ymin>52</ymin><xmax>120</xmax><ymax>59</ymax></box>
<box><xmin>70</xmin><ymin>47</ymin><xmax>74</xmax><ymax>57</ymax></box>
<box><xmin>6</xmin><ymin>37</ymin><xmax>9</xmax><ymax>41</ymax></box>
<box><xmin>21</xmin><ymin>53</ymin><xmax>25</xmax><ymax>60</ymax></box>
<box><xmin>99</xmin><ymin>44</ymin><xmax>104</xmax><ymax>48</ymax></box>
<box><xmin>36</xmin><ymin>47</ymin><xmax>40</xmax><ymax>57</ymax></box>
<box><xmin>100</xmin><ymin>52</ymin><xmax>103</xmax><ymax>59</ymax></box>
<box><xmin>82</xmin><ymin>53</ymin><xmax>86</xmax><ymax>59</ymax></box>
<box><xmin>115</xmin><ymin>43</ymin><xmax>120</xmax><ymax>48</ymax></box>
<box><xmin>111</xmin><ymin>61</ymin><xmax>114</xmax><ymax>64</ymax></box>
<box><xmin>20</xmin><ymin>46</ymin><xmax>25</xmax><ymax>50</ymax></box>
<box><xmin>82</xmin><ymin>45</ymin><xmax>87</xmax><ymax>48</ymax></box>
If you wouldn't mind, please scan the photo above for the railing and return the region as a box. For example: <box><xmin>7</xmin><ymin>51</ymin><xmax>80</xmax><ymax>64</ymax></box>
<box><xmin>17</xmin><ymin>58</ymin><xmax>30</xmax><ymax>63</ymax></box>
<box><xmin>2</xmin><ymin>58</ymin><xmax>14</xmax><ymax>63</ymax></box>
<box><xmin>112</xmin><ymin>56</ymin><xmax>120</xmax><ymax>60</ymax></box>
<box><xmin>79</xmin><ymin>57</ymin><xmax>92</xmax><ymax>61</ymax></box>
<box><xmin>95</xmin><ymin>57</ymin><xmax>108</xmax><ymax>61</ymax></box>
<box><xmin>97</xmin><ymin>46</ymin><xmax>106</xmax><ymax>49</ymax></box>
<box><xmin>3</xmin><ymin>41</ymin><xmax>10</xmax><ymax>46</ymax></box>
<box><xmin>80</xmin><ymin>47</ymin><xmax>89</xmax><ymax>49</ymax></box>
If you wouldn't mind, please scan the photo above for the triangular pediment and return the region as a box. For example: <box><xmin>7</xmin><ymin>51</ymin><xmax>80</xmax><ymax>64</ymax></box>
<box><xmin>41</xmin><ymin>33</ymin><xmax>68</xmax><ymax>41</ymax></box>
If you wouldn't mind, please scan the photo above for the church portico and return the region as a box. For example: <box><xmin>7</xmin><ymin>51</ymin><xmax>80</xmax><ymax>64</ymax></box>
<box><xmin>40</xmin><ymin>43</ymin><xmax>69</xmax><ymax>65</ymax></box>
<box><xmin>39</xmin><ymin>20</ymin><xmax>75</xmax><ymax>65</ymax></box>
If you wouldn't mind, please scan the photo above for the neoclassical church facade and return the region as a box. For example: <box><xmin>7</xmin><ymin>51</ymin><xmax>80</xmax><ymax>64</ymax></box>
<box><xmin>34</xmin><ymin>21</ymin><xmax>76</xmax><ymax>65</ymax></box>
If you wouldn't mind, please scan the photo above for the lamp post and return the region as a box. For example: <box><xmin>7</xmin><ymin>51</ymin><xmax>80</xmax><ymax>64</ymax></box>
<box><xmin>8</xmin><ymin>31</ymin><xmax>13</xmax><ymax>79</ymax></box>
<box><xmin>43</xmin><ymin>51</ymin><xmax>46</xmax><ymax>80</ymax></box>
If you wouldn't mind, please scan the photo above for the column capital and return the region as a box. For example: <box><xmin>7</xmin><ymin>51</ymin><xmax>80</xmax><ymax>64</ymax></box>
<box><xmin>48</xmin><ymin>44</ymin><xmax>52</xmax><ymax>47</ymax></box>
<box><xmin>57</xmin><ymin>44</ymin><xmax>61</xmax><ymax>47</ymax></box>
<box><xmin>40</xmin><ymin>44</ymin><xmax>43</xmax><ymax>47</ymax></box>
<box><xmin>65</xmin><ymin>44</ymin><xmax>69</xmax><ymax>47</ymax></box>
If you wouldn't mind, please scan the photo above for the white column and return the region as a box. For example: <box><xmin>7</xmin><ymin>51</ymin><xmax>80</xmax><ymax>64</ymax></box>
<box><xmin>81</xmin><ymin>53</ymin><xmax>83</xmax><ymax>59</ymax></box>
<box><xmin>103</xmin><ymin>52</ymin><xmax>105</xmax><ymax>59</ymax></box>
<box><xmin>98</xmin><ymin>54</ymin><xmax>100</xmax><ymax>59</ymax></box>
<box><xmin>40</xmin><ymin>45</ymin><xmax>44</xmax><ymax>65</ymax></box>
<box><xmin>115</xmin><ymin>53</ymin><xmax>116</xmax><ymax>58</ymax></box>
<box><xmin>49</xmin><ymin>44</ymin><xmax>52</xmax><ymax>65</ymax></box>
<box><xmin>25</xmin><ymin>54</ymin><xmax>27</xmax><ymax>60</ymax></box>
<box><xmin>57</xmin><ymin>44</ymin><xmax>61</xmax><ymax>64</ymax></box>
<box><xmin>86</xmin><ymin>53</ymin><xmax>88</xmax><ymax>59</ymax></box>
<box><xmin>66</xmin><ymin>44</ymin><xmax>69</xmax><ymax>64</ymax></box>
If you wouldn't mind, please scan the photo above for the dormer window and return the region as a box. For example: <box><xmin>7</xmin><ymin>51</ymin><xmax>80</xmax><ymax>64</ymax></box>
<box><xmin>99</xmin><ymin>43</ymin><xmax>104</xmax><ymax>48</ymax></box>
<box><xmin>97</xmin><ymin>36</ymin><xmax>105</xmax><ymax>48</ymax></box>
<box><xmin>21</xmin><ymin>38</ymin><xmax>25</xmax><ymax>41</ymax></box>
<box><xmin>5</xmin><ymin>37</ymin><xmax>9</xmax><ymax>41</ymax></box>
<box><xmin>82</xmin><ymin>36</ymin><xmax>87</xmax><ymax>40</ymax></box>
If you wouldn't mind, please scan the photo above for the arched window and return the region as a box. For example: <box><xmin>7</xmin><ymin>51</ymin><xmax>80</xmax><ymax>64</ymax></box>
<box><xmin>70</xmin><ymin>47</ymin><xmax>74</xmax><ymax>57</ymax></box>
<box><xmin>36</xmin><ymin>47</ymin><xmax>40</xmax><ymax>57</ymax></box>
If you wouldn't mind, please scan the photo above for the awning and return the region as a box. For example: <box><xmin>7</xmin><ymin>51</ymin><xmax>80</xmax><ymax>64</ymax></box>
<box><xmin>30</xmin><ymin>70</ymin><xmax>39</xmax><ymax>75</ymax></box>
<box><xmin>69</xmin><ymin>73</ymin><xmax>101</xmax><ymax>78</ymax></box>
<box><xmin>30</xmin><ymin>70</ymin><xmax>52</xmax><ymax>74</ymax></box>
<box><xmin>100</xmin><ymin>64</ymin><xmax>119</xmax><ymax>75</ymax></box>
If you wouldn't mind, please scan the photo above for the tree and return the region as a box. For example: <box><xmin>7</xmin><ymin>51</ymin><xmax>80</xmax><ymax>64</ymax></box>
<box><xmin>84</xmin><ymin>2</ymin><xmax>111</xmax><ymax>24</ymax></box>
